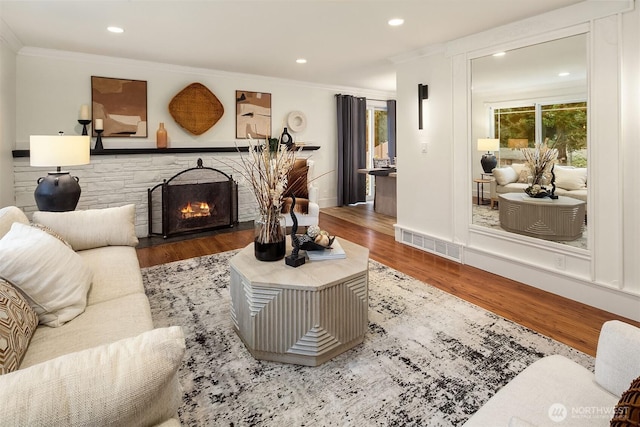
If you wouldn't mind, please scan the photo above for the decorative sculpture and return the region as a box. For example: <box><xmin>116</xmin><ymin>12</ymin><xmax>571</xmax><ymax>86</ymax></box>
<box><xmin>549</xmin><ymin>164</ymin><xmax>559</xmax><ymax>199</ymax></box>
<box><xmin>285</xmin><ymin>195</ymin><xmax>306</xmax><ymax>267</ymax></box>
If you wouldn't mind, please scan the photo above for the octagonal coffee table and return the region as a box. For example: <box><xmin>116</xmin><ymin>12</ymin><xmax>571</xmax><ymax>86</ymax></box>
<box><xmin>229</xmin><ymin>238</ymin><xmax>369</xmax><ymax>366</ymax></box>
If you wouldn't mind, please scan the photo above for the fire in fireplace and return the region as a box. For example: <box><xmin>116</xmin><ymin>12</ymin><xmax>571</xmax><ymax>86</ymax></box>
<box><xmin>148</xmin><ymin>158</ymin><xmax>238</xmax><ymax>238</ymax></box>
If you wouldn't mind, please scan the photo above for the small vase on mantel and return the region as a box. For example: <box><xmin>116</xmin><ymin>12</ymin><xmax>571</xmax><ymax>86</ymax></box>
<box><xmin>156</xmin><ymin>123</ymin><xmax>168</xmax><ymax>149</ymax></box>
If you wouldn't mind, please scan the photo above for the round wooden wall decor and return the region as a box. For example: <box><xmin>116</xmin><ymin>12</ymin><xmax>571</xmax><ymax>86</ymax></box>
<box><xmin>169</xmin><ymin>83</ymin><xmax>224</xmax><ymax>135</ymax></box>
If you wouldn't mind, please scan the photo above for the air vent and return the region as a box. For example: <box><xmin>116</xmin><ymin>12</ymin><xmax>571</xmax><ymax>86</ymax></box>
<box><xmin>401</xmin><ymin>229</ymin><xmax>462</xmax><ymax>262</ymax></box>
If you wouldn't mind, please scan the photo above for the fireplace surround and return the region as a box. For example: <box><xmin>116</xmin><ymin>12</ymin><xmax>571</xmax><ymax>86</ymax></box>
<box><xmin>148</xmin><ymin>158</ymin><xmax>238</xmax><ymax>238</ymax></box>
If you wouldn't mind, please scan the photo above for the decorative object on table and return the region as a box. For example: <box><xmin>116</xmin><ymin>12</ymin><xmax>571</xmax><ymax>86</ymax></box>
<box><xmin>300</xmin><ymin>225</ymin><xmax>336</xmax><ymax>251</ymax></box>
<box><xmin>156</xmin><ymin>122</ymin><xmax>168</xmax><ymax>149</ymax></box>
<box><xmin>168</xmin><ymin>82</ymin><xmax>223</xmax><ymax>135</ymax></box>
<box><xmin>228</xmin><ymin>137</ymin><xmax>298</xmax><ymax>261</ymax></box>
<box><xmin>305</xmin><ymin>238</ymin><xmax>345</xmax><ymax>260</ymax></box>
<box><xmin>287</xmin><ymin>110</ymin><xmax>307</xmax><ymax>133</ymax></box>
<box><xmin>477</xmin><ymin>138</ymin><xmax>500</xmax><ymax>173</ymax></box>
<box><xmin>521</xmin><ymin>141</ymin><xmax>558</xmax><ymax>198</ymax></box>
<box><xmin>91</xmin><ymin>76</ymin><xmax>147</xmax><ymax>137</ymax></box>
<box><xmin>78</xmin><ymin>104</ymin><xmax>91</xmax><ymax>136</ymax></box>
<box><xmin>236</xmin><ymin>90</ymin><xmax>271</xmax><ymax>139</ymax></box>
<box><xmin>285</xmin><ymin>195</ymin><xmax>306</xmax><ymax>267</ymax></box>
<box><xmin>93</xmin><ymin>119</ymin><xmax>104</xmax><ymax>151</ymax></box>
<box><xmin>280</xmin><ymin>127</ymin><xmax>294</xmax><ymax>149</ymax></box>
<box><xmin>549</xmin><ymin>164</ymin><xmax>558</xmax><ymax>199</ymax></box>
<box><xmin>30</xmin><ymin>133</ymin><xmax>90</xmax><ymax>211</ymax></box>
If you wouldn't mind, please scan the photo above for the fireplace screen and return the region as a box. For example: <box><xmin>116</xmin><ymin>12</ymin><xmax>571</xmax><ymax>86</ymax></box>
<box><xmin>148</xmin><ymin>159</ymin><xmax>238</xmax><ymax>238</ymax></box>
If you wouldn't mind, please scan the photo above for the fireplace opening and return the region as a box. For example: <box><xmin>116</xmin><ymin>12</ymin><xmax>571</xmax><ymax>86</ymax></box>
<box><xmin>148</xmin><ymin>158</ymin><xmax>238</xmax><ymax>238</ymax></box>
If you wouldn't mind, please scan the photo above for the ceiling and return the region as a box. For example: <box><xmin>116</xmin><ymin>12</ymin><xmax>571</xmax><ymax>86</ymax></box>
<box><xmin>0</xmin><ymin>0</ymin><xmax>585</xmax><ymax>93</ymax></box>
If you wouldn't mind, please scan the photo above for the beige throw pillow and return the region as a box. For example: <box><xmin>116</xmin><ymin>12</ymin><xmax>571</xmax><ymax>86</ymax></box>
<box><xmin>0</xmin><ymin>206</ymin><xmax>29</xmax><ymax>240</ymax></box>
<box><xmin>492</xmin><ymin>167</ymin><xmax>519</xmax><ymax>186</ymax></box>
<box><xmin>0</xmin><ymin>278</ymin><xmax>38</xmax><ymax>374</ymax></box>
<box><xmin>554</xmin><ymin>166</ymin><xmax>587</xmax><ymax>190</ymax></box>
<box><xmin>33</xmin><ymin>204</ymin><xmax>139</xmax><ymax>251</ymax></box>
<box><xmin>0</xmin><ymin>326</ymin><xmax>185</xmax><ymax>426</ymax></box>
<box><xmin>0</xmin><ymin>223</ymin><xmax>92</xmax><ymax>327</ymax></box>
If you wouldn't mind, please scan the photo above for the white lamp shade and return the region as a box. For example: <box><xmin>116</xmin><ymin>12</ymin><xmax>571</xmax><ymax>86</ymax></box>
<box><xmin>30</xmin><ymin>135</ymin><xmax>90</xmax><ymax>167</ymax></box>
<box><xmin>477</xmin><ymin>138</ymin><xmax>500</xmax><ymax>152</ymax></box>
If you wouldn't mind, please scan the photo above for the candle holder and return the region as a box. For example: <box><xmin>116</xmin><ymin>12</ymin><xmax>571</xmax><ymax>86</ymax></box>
<box><xmin>78</xmin><ymin>119</ymin><xmax>91</xmax><ymax>136</ymax></box>
<box><xmin>94</xmin><ymin>129</ymin><xmax>104</xmax><ymax>151</ymax></box>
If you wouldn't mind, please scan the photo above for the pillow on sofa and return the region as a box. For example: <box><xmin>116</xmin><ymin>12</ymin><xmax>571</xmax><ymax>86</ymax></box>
<box><xmin>33</xmin><ymin>204</ymin><xmax>139</xmax><ymax>251</ymax></box>
<box><xmin>510</xmin><ymin>163</ymin><xmax>532</xmax><ymax>183</ymax></box>
<box><xmin>0</xmin><ymin>206</ymin><xmax>29</xmax><ymax>240</ymax></box>
<box><xmin>0</xmin><ymin>223</ymin><xmax>92</xmax><ymax>327</ymax></box>
<box><xmin>0</xmin><ymin>278</ymin><xmax>38</xmax><ymax>374</ymax></box>
<box><xmin>493</xmin><ymin>167</ymin><xmax>519</xmax><ymax>186</ymax></box>
<box><xmin>610</xmin><ymin>375</ymin><xmax>640</xmax><ymax>426</ymax></box>
<box><xmin>554</xmin><ymin>166</ymin><xmax>587</xmax><ymax>191</ymax></box>
<box><xmin>0</xmin><ymin>326</ymin><xmax>185</xmax><ymax>426</ymax></box>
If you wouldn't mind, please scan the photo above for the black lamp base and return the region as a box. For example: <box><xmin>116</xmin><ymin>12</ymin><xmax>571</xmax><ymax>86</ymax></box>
<box><xmin>34</xmin><ymin>172</ymin><xmax>81</xmax><ymax>212</ymax></box>
<box><xmin>480</xmin><ymin>153</ymin><xmax>497</xmax><ymax>173</ymax></box>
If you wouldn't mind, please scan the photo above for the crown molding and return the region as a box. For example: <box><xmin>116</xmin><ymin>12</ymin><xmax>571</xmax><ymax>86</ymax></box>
<box><xmin>0</xmin><ymin>18</ymin><xmax>23</xmax><ymax>53</ymax></box>
<box><xmin>17</xmin><ymin>47</ymin><xmax>395</xmax><ymax>100</ymax></box>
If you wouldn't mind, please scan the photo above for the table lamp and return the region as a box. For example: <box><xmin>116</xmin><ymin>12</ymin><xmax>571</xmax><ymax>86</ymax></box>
<box><xmin>477</xmin><ymin>138</ymin><xmax>500</xmax><ymax>173</ymax></box>
<box><xmin>30</xmin><ymin>134</ymin><xmax>90</xmax><ymax>211</ymax></box>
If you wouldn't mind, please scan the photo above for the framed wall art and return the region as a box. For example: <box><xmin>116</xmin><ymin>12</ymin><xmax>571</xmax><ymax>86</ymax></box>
<box><xmin>236</xmin><ymin>90</ymin><xmax>271</xmax><ymax>139</ymax></box>
<box><xmin>91</xmin><ymin>76</ymin><xmax>148</xmax><ymax>137</ymax></box>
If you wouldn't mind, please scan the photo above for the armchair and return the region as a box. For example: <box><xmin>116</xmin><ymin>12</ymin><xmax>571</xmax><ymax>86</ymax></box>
<box><xmin>282</xmin><ymin>158</ymin><xmax>319</xmax><ymax>227</ymax></box>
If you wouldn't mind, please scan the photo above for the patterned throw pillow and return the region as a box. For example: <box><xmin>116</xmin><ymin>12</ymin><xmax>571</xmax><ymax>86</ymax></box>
<box><xmin>0</xmin><ymin>278</ymin><xmax>38</xmax><ymax>374</ymax></box>
<box><xmin>611</xmin><ymin>375</ymin><xmax>640</xmax><ymax>426</ymax></box>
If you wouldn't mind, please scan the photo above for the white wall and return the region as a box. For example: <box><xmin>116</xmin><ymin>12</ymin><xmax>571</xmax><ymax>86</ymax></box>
<box><xmin>0</xmin><ymin>30</ymin><xmax>17</xmax><ymax>207</ymax></box>
<box><xmin>395</xmin><ymin>1</ymin><xmax>640</xmax><ymax>320</ymax></box>
<box><xmin>11</xmin><ymin>48</ymin><xmax>392</xmax><ymax>210</ymax></box>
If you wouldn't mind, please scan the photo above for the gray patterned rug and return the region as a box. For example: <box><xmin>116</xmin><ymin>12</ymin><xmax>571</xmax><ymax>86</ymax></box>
<box><xmin>142</xmin><ymin>251</ymin><xmax>593</xmax><ymax>426</ymax></box>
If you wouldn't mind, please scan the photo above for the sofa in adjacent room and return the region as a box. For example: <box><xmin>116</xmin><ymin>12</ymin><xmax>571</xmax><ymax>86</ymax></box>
<box><xmin>490</xmin><ymin>164</ymin><xmax>588</xmax><ymax>208</ymax></box>
<box><xmin>0</xmin><ymin>204</ymin><xmax>185</xmax><ymax>426</ymax></box>
<box><xmin>464</xmin><ymin>320</ymin><xmax>640</xmax><ymax>427</ymax></box>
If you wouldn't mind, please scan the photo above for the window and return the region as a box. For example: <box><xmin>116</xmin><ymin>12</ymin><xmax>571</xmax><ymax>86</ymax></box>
<box><xmin>492</xmin><ymin>101</ymin><xmax>587</xmax><ymax>167</ymax></box>
<box><xmin>365</xmin><ymin>103</ymin><xmax>388</xmax><ymax>198</ymax></box>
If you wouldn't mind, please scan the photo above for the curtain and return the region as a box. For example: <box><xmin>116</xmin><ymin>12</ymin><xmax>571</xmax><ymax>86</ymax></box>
<box><xmin>386</xmin><ymin>100</ymin><xmax>397</xmax><ymax>161</ymax></box>
<box><xmin>336</xmin><ymin>94</ymin><xmax>367</xmax><ymax>206</ymax></box>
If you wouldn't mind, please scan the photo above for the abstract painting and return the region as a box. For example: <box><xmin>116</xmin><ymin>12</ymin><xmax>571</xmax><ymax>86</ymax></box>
<box><xmin>236</xmin><ymin>91</ymin><xmax>271</xmax><ymax>139</ymax></box>
<box><xmin>91</xmin><ymin>76</ymin><xmax>147</xmax><ymax>137</ymax></box>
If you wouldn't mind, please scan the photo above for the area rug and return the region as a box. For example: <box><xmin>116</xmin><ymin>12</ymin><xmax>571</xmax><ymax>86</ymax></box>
<box><xmin>142</xmin><ymin>252</ymin><xmax>593</xmax><ymax>426</ymax></box>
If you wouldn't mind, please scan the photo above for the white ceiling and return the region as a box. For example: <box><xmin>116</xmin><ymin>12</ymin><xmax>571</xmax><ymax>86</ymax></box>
<box><xmin>0</xmin><ymin>0</ymin><xmax>585</xmax><ymax>92</ymax></box>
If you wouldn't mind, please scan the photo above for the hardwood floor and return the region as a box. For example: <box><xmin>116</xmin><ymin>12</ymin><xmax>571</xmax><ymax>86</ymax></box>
<box><xmin>136</xmin><ymin>204</ymin><xmax>639</xmax><ymax>357</ymax></box>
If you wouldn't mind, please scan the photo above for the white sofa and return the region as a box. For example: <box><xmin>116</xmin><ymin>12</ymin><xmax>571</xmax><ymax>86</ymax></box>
<box><xmin>0</xmin><ymin>205</ymin><xmax>184</xmax><ymax>426</ymax></box>
<box><xmin>464</xmin><ymin>320</ymin><xmax>640</xmax><ymax>426</ymax></box>
<box><xmin>490</xmin><ymin>164</ymin><xmax>588</xmax><ymax>208</ymax></box>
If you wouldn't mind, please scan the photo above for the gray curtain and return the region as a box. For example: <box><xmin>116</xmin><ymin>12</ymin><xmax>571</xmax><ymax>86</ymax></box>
<box><xmin>336</xmin><ymin>94</ymin><xmax>367</xmax><ymax>206</ymax></box>
<box><xmin>386</xmin><ymin>100</ymin><xmax>397</xmax><ymax>161</ymax></box>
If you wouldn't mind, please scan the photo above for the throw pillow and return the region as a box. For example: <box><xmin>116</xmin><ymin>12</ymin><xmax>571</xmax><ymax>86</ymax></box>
<box><xmin>611</xmin><ymin>375</ymin><xmax>640</xmax><ymax>426</ymax></box>
<box><xmin>29</xmin><ymin>223</ymin><xmax>73</xmax><ymax>249</ymax></box>
<box><xmin>0</xmin><ymin>223</ymin><xmax>93</xmax><ymax>327</ymax></box>
<box><xmin>510</xmin><ymin>163</ymin><xmax>532</xmax><ymax>183</ymax></box>
<box><xmin>284</xmin><ymin>159</ymin><xmax>309</xmax><ymax>200</ymax></box>
<box><xmin>554</xmin><ymin>166</ymin><xmax>587</xmax><ymax>191</ymax></box>
<box><xmin>0</xmin><ymin>326</ymin><xmax>185</xmax><ymax>426</ymax></box>
<box><xmin>492</xmin><ymin>167</ymin><xmax>519</xmax><ymax>186</ymax></box>
<box><xmin>0</xmin><ymin>278</ymin><xmax>38</xmax><ymax>374</ymax></box>
<box><xmin>0</xmin><ymin>206</ymin><xmax>29</xmax><ymax>240</ymax></box>
<box><xmin>33</xmin><ymin>204</ymin><xmax>139</xmax><ymax>251</ymax></box>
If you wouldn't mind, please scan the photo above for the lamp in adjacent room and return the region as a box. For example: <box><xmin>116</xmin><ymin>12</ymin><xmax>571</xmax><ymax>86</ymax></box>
<box><xmin>418</xmin><ymin>83</ymin><xmax>428</xmax><ymax>130</ymax></box>
<box><xmin>30</xmin><ymin>134</ymin><xmax>90</xmax><ymax>211</ymax></box>
<box><xmin>477</xmin><ymin>138</ymin><xmax>500</xmax><ymax>173</ymax></box>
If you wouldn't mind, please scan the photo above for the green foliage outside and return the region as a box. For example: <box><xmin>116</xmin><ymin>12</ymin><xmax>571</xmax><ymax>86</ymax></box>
<box><xmin>374</xmin><ymin>110</ymin><xmax>387</xmax><ymax>148</ymax></box>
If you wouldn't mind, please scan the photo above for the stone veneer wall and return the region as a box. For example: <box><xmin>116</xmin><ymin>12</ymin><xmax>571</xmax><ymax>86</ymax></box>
<box><xmin>13</xmin><ymin>153</ymin><xmax>259</xmax><ymax>237</ymax></box>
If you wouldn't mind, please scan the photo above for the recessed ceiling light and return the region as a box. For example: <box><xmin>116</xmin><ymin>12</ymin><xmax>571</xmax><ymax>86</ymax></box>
<box><xmin>492</xmin><ymin>52</ymin><xmax>506</xmax><ymax>57</ymax></box>
<box><xmin>107</xmin><ymin>26</ymin><xmax>124</xmax><ymax>34</ymax></box>
<box><xmin>558</xmin><ymin>72</ymin><xmax>570</xmax><ymax>77</ymax></box>
<box><xmin>388</xmin><ymin>18</ymin><xmax>404</xmax><ymax>27</ymax></box>
<box><xmin>296</xmin><ymin>58</ymin><xmax>307</xmax><ymax>64</ymax></box>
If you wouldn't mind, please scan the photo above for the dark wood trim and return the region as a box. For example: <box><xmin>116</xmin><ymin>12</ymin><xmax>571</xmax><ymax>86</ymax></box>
<box><xmin>12</xmin><ymin>145</ymin><xmax>321</xmax><ymax>158</ymax></box>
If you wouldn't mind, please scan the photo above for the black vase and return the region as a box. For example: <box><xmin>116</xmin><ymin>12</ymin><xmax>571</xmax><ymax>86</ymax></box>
<box><xmin>280</xmin><ymin>127</ymin><xmax>293</xmax><ymax>149</ymax></box>
<box><xmin>480</xmin><ymin>153</ymin><xmax>497</xmax><ymax>173</ymax></box>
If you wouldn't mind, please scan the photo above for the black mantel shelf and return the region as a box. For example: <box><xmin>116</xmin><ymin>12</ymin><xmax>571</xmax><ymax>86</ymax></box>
<box><xmin>12</xmin><ymin>145</ymin><xmax>321</xmax><ymax>158</ymax></box>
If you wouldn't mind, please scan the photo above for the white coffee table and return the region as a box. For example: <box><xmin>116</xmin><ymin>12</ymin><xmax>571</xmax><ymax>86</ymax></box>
<box><xmin>229</xmin><ymin>238</ymin><xmax>369</xmax><ymax>366</ymax></box>
<box><xmin>498</xmin><ymin>193</ymin><xmax>586</xmax><ymax>241</ymax></box>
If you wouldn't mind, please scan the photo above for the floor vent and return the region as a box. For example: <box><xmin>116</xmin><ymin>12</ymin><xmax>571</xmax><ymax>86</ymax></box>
<box><xmin>401</xmin><ymin>229</ymin><xmax>463</xmax><ymax>263</ymax></box>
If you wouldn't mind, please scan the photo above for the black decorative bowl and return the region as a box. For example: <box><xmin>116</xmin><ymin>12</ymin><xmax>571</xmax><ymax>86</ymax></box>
<box><xmin>524</xmin><ymin>186</ymin><xmax>550</xmax><ymax>198</ymax></box>
<box><xmin>298</xmin><ymin>235</ymin><xmax>336</xmax><ymax>251</ymax></box>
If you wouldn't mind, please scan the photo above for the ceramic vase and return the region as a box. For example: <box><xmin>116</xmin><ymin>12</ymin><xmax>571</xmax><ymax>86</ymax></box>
<box><xmin>156</xmin><ymin>123</ymin><xmax>168</xmax><ymax>149</ymax></box>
